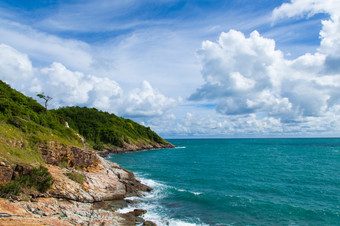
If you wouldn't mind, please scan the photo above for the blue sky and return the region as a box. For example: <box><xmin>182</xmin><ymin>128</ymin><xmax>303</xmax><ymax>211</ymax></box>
<box><xmin>1</xmin><ymin>0</ymin><xmax>340</xmax><ymax>138</ymax></box>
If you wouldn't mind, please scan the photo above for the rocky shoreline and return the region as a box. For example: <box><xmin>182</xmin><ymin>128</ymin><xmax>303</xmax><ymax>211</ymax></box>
<box><xmin>0</xmin><ymin>141</ymin><xmax>175</xmax><ymax>225</ymax></box>
<box><xmin>97</xmin><ymin>142</ymin><xmax>175</xmax><ymax>157</ymax></box>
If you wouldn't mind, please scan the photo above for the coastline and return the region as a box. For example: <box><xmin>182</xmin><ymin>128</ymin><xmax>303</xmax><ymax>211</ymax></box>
<box><xmin>0</xmin><ymin>142</ymin><xmax>174</xmax><ymax>225</ymax></box>
<box><xmin>97</xmin><ymin>142</ymin><xmax>175</xmax><ymax>157</ymax></box>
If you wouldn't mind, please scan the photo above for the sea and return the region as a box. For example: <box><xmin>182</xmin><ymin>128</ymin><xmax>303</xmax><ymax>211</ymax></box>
<box><xmin>106</xmin><ymin>138</ymin><xmax>340</xmax><ymax>225</ymax></box>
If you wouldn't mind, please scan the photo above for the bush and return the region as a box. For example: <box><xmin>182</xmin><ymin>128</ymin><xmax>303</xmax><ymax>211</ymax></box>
<box><xmin>30</xmin><ymin>165</ymin><xmax>53</xmax><ymax>192</ymax></box>
<box><xmin>93</xmin><ymin>142</ymin><xmax>104</xmax><ymax>151</ymax></box>
<box><xmin>0</xmin><ymin>181</ymin><xmax>21</xmax><ymax>197</ymax></box>
<box><xmin>0</xmin><ymin>165</ymin><xmax>53</xmax><ymax>197</ymax></box>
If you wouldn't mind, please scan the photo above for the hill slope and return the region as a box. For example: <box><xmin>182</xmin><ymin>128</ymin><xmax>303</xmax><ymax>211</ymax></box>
<box><xmin>0</xmin><ymin>79</ymin><xmax>173</xmax><ymax>160</ymax></box>
<box><xmin>0</xmin><ymin>80</ymin><xmax>83</xmax><ymax>165</ymax></box>
<box><xmin>0</xmin><ymin>79</ymin><xmax>171</xmax><ymax>224</ymax></box>
<box><xmin>53</xmin><ymin>106</ymin><xmax>172</xmax><ymax>153</ymax></box>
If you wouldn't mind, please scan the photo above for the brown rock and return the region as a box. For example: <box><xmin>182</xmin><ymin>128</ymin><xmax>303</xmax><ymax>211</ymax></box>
<box><xmin>39</xmin><ymin>141</ymin><xmax>100</xmax><ymax>170</ymax></box>
<box><xmin>130</xmin><ymin>208</ymin><xmax>147</xmax><ymax>217</ymax></box>
<box><xmin>0</xmin><ymin>162</ymin><xmax>16</xmax><ymax>186</ymax></box>
<box><xmin>0</xmin><ymin>197</ymin><xmax>134</xmax><ymax>225</ymax></box>
<box><xmin>47</xmin><ymin>156</ymin><xmax>150</xmax><ymax>202</ymax></box>
<box><xmin>144</xmin><ymin>220</ymin><xmax>157</xmax><ymax>226</ymax></box>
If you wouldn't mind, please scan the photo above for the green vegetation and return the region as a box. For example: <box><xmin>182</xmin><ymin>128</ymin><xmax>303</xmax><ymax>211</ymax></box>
<box><xmin>65</xmin><ymin>172</ymin><xmax>85</xmax><ymax>184</ymax></box>
<box><xmin>0</xmin><ymin>165</ymin><xmax>53</xmax><ymax>198</ymax></box>
<box><xmin>0</xmin><ymin>79</ymin><xmax>169</xmax><ymax>197</ymax></box>
<box><xmin>0</xmin><ymin>80</ymin><xmax>82</xmax><ymax>146</ymax></box>
<box><xmin>53</xmin><ymin>106</ymin><xmax>167</xmax><ymax>149</ymax></box>
<box><xmin>0</xmin><ymin>80</ymin><xmax>83</xmax><ymax>165</ymax></box>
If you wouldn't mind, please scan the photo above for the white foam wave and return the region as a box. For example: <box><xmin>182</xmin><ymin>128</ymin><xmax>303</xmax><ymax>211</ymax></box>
<box><xmin>116</xmin><ymin>174</ymin><xmax>207</xmax><ymax>225</ymax></box>
<box><xmin>176</xmin><ymin>146</ymin><xmax>186</xmax><ymax>149</ymax></box>
<box><xmin>176</xmin><ymin>188</ymin><xmax>202</xmax><ymax>196</ymax></box>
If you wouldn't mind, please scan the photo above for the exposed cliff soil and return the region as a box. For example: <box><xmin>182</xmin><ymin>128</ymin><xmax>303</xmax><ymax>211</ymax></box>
<box><xmin>0</xmin><ymin>141</ymin><xmax>155</xmax><ymax>225</ymax></box>
<box><xmin>98</xmin><ymin>141</ymin><xmax>175</xmax><ymax>157</ymax></box>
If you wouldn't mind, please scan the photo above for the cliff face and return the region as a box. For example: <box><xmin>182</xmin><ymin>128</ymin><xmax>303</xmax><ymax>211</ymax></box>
<box><xmin>0</xmin><ymin>142</ymin><xmax>153</xmax><ymax>225</ymax></box>
<box><xmin>40</xmin><ymin>141</ymin><xmax>101</xmax><ymax>169</ymax></box>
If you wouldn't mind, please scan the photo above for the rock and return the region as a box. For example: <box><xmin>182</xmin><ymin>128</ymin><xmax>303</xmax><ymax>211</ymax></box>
<box><xmin>105</xmin><ymin>141</ymin><xmax>175</xmax><ymax>154</ymax></box>
<box><xmin>0</xmin><ymin>197</ymin><xmax>135</xmax><ymax>225</ymax></box>
<box><xmin>0</xmin><ymin>143</ymin><xmax>154</xmax><ymax>225</ymax></box>
<box><xmin>0</xmin><ymin>161</ymin><xmax>16</xmax><ymax>186</ymax></box>
<box><xmin>144</xmin><ymin>220</ymin><xmax>157</xmax><ymax>226</ymax></box>
<box><xmin>47</xmin><ymin>156</ymin><xmax>150</xmax><ymax>202</ymax></box>
<box><xmin>130</xmin><ymin>208</ymin><xmax>147</xmax><ymax>217</ymax></box>
<box><xmin>39</xmin><ymin>141</ymin><xmax>100</xmax><ymax>170</ymax></box>
<box><xmin>92</xmin><ymin>200</ymin><xmax>128</xmax><ymax>211</ymax></box>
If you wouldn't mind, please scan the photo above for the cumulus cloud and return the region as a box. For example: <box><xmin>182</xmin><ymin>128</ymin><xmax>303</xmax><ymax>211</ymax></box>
<box><xmin>120</xmin><ymin>80</ymin><xmax>177</xmax><ymax>117</ymax></box>
<box><xmin>0</xmin><ymin>44</ymin><xmax>175</xmax><ymax>117</ymax></box>
<box><xmin>0</xmin><ymin>44</ymin><xmax>33</xmax><ymax>86</ymax></box>
<box><xmin>190</xmin><ymin>0</ymin><xmax>340</xmax><ymax>126</ymax></box>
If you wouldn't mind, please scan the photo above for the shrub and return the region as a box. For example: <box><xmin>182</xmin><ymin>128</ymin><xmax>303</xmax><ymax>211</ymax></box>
<box><xmin>0</xmin><ymin>181</ymin><xmax>20</xmax><ymax>197</ymax></box>
<box><xmin>93</xmin><ymin>142</ymin><xmax>104</xmax><ymax>151</ymax></box>
<box><xmin>0</xmin><ymin>165</ymin><xmax>53</xmax><ymax>197</ymax></box>
<box><xmin>30</xmin><ymin>165</ymin><xmax>53</xmax><ymax>192</ymax></box>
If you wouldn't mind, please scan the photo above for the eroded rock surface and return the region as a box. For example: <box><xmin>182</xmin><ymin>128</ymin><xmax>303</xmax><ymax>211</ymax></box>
<box><xmin>46</xmin><ymin>156</ymin><xmax>150</xmax><ymax>202</ymax></box>
<box><xmin>40</xmin><ymin>141</ymin><xmax>100</xmax><ymax>169</ymax></box>
<box><xmin>0</xmin><ymin>142</ymin><xmax>153</xmax><ymax>225</ymax></box>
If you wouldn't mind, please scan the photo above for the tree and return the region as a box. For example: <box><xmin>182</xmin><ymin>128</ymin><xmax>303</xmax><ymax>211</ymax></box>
<box><xmin>37</xmin><ymin>93</ymin><xmax>52</xmax><ymax>110</ymax></box>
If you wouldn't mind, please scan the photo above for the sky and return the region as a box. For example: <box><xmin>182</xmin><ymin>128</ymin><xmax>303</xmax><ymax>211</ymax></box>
<box><xmin>0</xmin><ymin>0</ymin><xmax>340</xmax><ymax>138</ymax></box>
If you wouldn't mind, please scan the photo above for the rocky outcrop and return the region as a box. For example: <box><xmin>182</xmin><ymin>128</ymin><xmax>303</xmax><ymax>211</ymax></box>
<box><xmin>0</xmin><ymin>161</ymin><xmax>16</xmax><ymax>186</ymax></box>
<box><xmin>0</xmin><ymin>197</ymin><xmax>137</xmax><ymax>225</ymax></box>
<box><xmin>98</xmin><ymin>141</ymin><xmax>175</xmax><ymax>157</ymax></box>
<box><xmin>39</xmin><ymin>141</ymin><xmax>100</xmax><ymax>169</ymax></box>
<box><xmin>46</xmin><ymin>156</ymin><xmax>151</xmax><ymax>203</ymax></box>
<box><xmin>0</xmin><ymin>143</ymin><xmax>154</xmax><ymax>225</ymax></box>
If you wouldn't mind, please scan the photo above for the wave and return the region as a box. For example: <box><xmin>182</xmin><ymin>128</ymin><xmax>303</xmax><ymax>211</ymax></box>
<box><xmin>116</xmin><ymin>174</ymin><xmax>207</xmax><ymax>225</ymax></box>
<box><xmin>175</xmin><ymin>146</ymin><xmax>186</xmax><ymax>149</ymax></box>
<box><xmin>176</xmin><ymin>188</ymin><xmax>202</xmax><ymax>196</ymax></box>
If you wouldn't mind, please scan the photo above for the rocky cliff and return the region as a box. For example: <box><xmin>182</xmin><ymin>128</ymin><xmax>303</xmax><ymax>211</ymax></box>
<box><xmin>0</xmin><ymin>142</ymin><xmax>155</xmax><ymax>225</ymax></box>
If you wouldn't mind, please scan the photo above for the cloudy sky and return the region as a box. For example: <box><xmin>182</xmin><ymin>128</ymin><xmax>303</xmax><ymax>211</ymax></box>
<box><xmin>1</xmin><ymin>0</ymin><xmax>340</xmax><ymax>138</ymax></box>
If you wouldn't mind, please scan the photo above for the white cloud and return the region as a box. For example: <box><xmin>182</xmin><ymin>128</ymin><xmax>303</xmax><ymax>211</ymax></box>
<box><xmin>0</xmin><ymin>44</ymin><xmax>33</xmax><ymax>85</ymax></box>
<box><xmin>273</xmin><ymin>0</ymin><xmax>340</xmax><ymax>65</ymax></box>
<box><xmin>0</xmin><ymin>44</ymin><xmax>175</xmax><ymax>118</ymax></box>
<box><xmin>0</xmin><ymin>19</ymin><xmax>93</xmax><ymax>71</ymax></box>
<box><xmin>190</xmin><ymin>0</ymin><xmax>340</xmax><ymax>129</ymax></box>
<box><xmin>120</xmin><ymin>80</ymin><xmax>177</xmax><ymax>117</ymax></box>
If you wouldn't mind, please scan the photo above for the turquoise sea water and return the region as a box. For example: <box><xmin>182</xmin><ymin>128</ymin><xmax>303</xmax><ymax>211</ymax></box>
<box><xmin>107</xmin><ymin>139</ymin><xmax>340</xmax><ymax>225</ymax></box>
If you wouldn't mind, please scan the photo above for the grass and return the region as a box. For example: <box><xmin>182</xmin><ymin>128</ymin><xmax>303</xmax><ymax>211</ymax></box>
<box><xmin>0</xmin><ymin>120</ymin><xmax>84</xmax><ymax>166</ymax></box>
<box><xmin>65</xmin><ymin>172</ymin><xmax>85</xmax><ymax>184</ymax></box>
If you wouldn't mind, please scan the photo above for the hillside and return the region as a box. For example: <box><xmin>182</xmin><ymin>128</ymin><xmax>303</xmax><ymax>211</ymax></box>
<box><xmin>53</xmin><ymin>106</ymin><xmax>171</xmax><ymax>153</ymax></box>
<box><xmin>0</xmin><ymin>79</ymin><xmax>173</xmax><ymax>160</ymax></box>
<box><xmin>0</xmin><ymin>80</ymin><xmax>173</xmax><ymax>225</ymax></box>
<box><xmin>0</xmin><ymin>80</ymin><xmax>83</xmax><ymax>166</ymax></box>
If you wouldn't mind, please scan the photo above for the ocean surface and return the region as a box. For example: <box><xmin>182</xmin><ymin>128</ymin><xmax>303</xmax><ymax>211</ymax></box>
<box><xmin>107</xmin><ymin>139</ymin><xmax>340</xmax><ymax>225</ymax></box>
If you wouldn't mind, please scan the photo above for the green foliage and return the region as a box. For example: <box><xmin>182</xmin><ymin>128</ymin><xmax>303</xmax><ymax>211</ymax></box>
<box><xmin>53</xmin><ymin>106</ymin><xmax>167</xmax><ymax>148</ymax></box>
<box><xmin>30</xmin><ymin>165</ymin><xmax>53</xmax><ymax>192</ymax></box>
<box><xmin>0</xmin><ymin>181</ymin><xmax>21</xmax><ymax>197</ymax></box>
<box><xmin>65</xmin><ymin>172</ymin><xmax>85</xmax><ymax>184</ymax></box>
<box><xmin>0</xmin><ymin>165</ymin><xmax>53</xmax><ymax>197</ymax></box>
<box><xmin>93</xmin><ymin>142</ymin><xmax>104</xmax><ymax>151</ymax></box>
<box><xmin>0</xmin><ymin>80</ymin><xmax>81</xmax><ymax>145</ymax></box>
